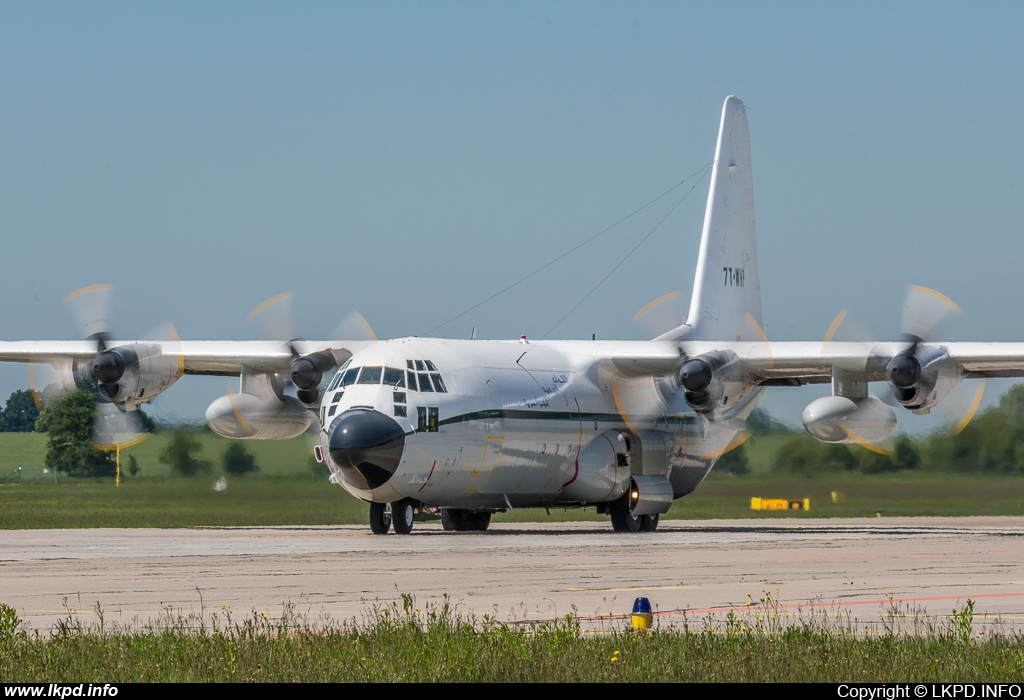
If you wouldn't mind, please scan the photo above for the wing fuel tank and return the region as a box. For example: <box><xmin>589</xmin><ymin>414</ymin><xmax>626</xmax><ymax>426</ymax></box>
<box><xmin>802</xmin><ymin>395</ymin><xmax>897</xmax><ymax>444</ymax></box>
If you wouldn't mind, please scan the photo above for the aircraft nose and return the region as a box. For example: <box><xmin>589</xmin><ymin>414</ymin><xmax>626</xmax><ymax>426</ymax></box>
<box><xmin>328</xmin><ymin>408</ymin><xmax>406</xmax><ymax>491</ymax></box>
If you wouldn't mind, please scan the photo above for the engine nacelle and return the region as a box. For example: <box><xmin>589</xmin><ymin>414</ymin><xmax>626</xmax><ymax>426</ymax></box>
<box><xmin>558</xmin><ymin>430</ymin><xmax>631</xmax><ymax>503</ymax></box>
<box><xmin>206</xmin><ymin>393</ymin><xmax>314</xmax><ymax>440</ymax></box>
<box><xmin>91</xmin><ymin>343</ymin><xmax>181</xmax><ymax>408</ymax></box>
<box><xmin>290</xmin><ymin>351</ymin><xmax>338</xmax><ymax>408</ymax></box>
<box><xmin>678</xmin><ymin>351</ymin><xmax>748</xmax><ymax>413</ymax></box>
<box><xmin>802</xmin><ymin>395</ymin><xmax>897</xmax><ymax>444</ymax></box>
<box><xmin>885</xmin><ymin>345</ymin><xmax>963</xmax><ymax>414</ymax></box>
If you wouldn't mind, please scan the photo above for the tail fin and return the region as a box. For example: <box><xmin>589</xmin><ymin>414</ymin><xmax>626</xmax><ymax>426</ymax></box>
<box><xmin>660</xmin><ymin>96</ymin><xmax>763</xmax><ymax>342</ymax></box>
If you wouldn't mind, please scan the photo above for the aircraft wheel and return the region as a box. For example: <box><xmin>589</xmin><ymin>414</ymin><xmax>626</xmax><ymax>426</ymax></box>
<box><xmin>640</xmin><ymin>513</ymin><xmax>659</xmax><ymax>532</ymax></box>
<box><xmin>468</xmin><ymin>512</ymin><xmax>491</xmax><ymax>531</ymax></box>
<box><xmin>369</xmin><ymin>502</ymin><xmax>392</xmax><ymax>535</ymax></box>
<box><xmin>609</xmin><ymin>494</ymin><xmax>641</xmax><ymax>533</ymax></box>
<box><xmin>392</xmin><ymin>499</ymin><xmax>415</xmax><ymax>535</ymax></box>
<box><xmin>440</xmin><ymin>508</ymin><xmax>462</xmax><ymax>531</ymax></box>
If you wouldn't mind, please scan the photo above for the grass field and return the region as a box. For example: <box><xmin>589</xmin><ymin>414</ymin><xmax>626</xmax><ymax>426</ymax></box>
<box><xmin>0</xmin><ymin>431</ymin><xmax>316</xmax><ymax>482</ymax></box>
<box><xmin>1</xmin><ymin>472</ymin><xmax>1022</xmax><ymax>529</ymax></box>
<box><xmin>1</xmin><ymin>598</ymin><xmax>1021</xmax><ymax>682</ymax></box>
<box><xmin>2</xmin><ymin>428</ymin><xmax>1023</xmax><ymax>528</ymax></box>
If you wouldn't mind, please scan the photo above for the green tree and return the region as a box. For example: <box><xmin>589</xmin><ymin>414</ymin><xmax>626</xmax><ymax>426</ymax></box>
<box><xmin>892</xmin><ymin>437</ymin><xmax>921</xmax><ymax>471</ymax></box>
<box><xmin>822</xmin><ymin>443</ymin><xmax>858</xmax><ymax>471</ymax></box>
<box><xmin>34</xmin><ymin>408</ymin><xmax>52</xmax><ymax>433</ymax></box>
<box><xmin>44</xmin><ymin>388</ymin><xmax>113</xmax><ymax>478</ymax></box>
<box><xmin>860</xmin><ymin>449</ymin><xmax>897</xmax><ymax>474</ymax></box>
<box><xmin>222</xmin><ymin>443</ymin><xmax>259</xmax><ymax>476</ymax></box>
<box><xmin>747</xmin><ymin>407</ymin><xmax>794</xmax><ymax>436</ymax></box>
<box><xmin>127</xmin><ymin>454</ymin><xmax>140</xmax><ymax>477</ymax></box>
<box><xmin>159</xmin><ymin>432</ymin><xmax>212</xmax><ymax>476</ymax></box>
<box><xmin>772</xmin><ymin>437</ymin><xmax>827</xmax><ymax>476</ymax></box>
<box><xmin>0</xmin><ymin>389</ymin><xmax>40</xmax><ymax>432</ymax></box>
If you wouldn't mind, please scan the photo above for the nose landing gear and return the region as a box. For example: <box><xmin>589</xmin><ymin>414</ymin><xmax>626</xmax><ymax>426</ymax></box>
<box><xmin>369</xmin><ymin>502</ymin><xmax>392</xmax><ymax>535</ymax></box>
<box><xmin>368</xmin><ymin>499</ymin><xmax>417</xmax><ymax>535</ymax></box>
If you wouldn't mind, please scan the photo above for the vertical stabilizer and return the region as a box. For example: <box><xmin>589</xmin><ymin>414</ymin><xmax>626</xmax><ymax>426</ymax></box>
<box><xmin>663</xmin><ymin>96</ymin><xmax>762</xmax><ymax>342</ymax></box>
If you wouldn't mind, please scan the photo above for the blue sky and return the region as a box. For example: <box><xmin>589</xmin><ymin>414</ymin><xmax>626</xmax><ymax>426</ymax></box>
<box><xmin>1</xmin><ymin>2</ymin><xmax>1022</xmax><ymax>428</ymax></box>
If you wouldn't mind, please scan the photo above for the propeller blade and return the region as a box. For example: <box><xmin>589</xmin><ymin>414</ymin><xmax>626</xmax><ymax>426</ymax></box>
<box><xmin>64</xmin><ymin>284</ymin><xmax>115</xmax><ymax>348</ymax></box>
<box><xmin>633</xmin><ymin>291</ymin><xmax>685</xmax><ymax>338</ymax></box>
<box><xmin>900</xmin><ymin>285</ymin><xmax>961</xmax><ymax>346</ymax></box>
<box><xmin>839</xmin><ymin>425</ymin><xmax>894</xmax><ymax>456</ymax></box>
<box><xmin>248</xmin><ymin>292</ymin><xmax>300</xmax><ymax>351</ymax></box>
<box><xmin>329</xmin><ymin>310</ymin><xmax>377</xmax><ymax>342</ymax></box>
<box><xmin>611</xmin><ymin>383</ymin><xmax>640</xmax><ymax>435</ymax></box>
<box><xmin>952</xmin><ymin>379</ymin><xmax>986</xmax><ymax>436</ymax></box>
<box><xmin>28</xmin><ymin>358</ymin><xmax>77</xmax><ymax>409</ymax></box>
<box><xmin>873</xmin><ymin>382</ymin><xmax>902</xmax><ymax>408</ymax></box>
<box><xmin>93</xmin><ymin>402</ymin><xmax>147</xmax><ymax>450</ymax></box>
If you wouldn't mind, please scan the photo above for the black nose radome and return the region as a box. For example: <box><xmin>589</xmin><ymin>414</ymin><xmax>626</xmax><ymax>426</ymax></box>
<box><xmin>328</xmin><ymin>408</ymin><xmax>406</xmax><ymax>491</ymax></box>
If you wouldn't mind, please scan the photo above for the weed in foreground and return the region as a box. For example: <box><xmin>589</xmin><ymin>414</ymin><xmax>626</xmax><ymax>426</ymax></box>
<box><xmin>1</xmin><ymin>595</ymin><xmax>1022</xmax><ymax>682</ymax></box>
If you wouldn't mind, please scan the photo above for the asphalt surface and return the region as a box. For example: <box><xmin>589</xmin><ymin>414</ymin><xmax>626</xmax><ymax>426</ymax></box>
<box><xmin>3</xmin><ymin>517</ymin><xmax>1023</xmax><ymax>633</ymax></box>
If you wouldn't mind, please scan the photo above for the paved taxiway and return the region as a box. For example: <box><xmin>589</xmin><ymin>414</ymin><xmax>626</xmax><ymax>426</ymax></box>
<box><xmin>3</xmin><ymin>517</ymin><xmax>1023</xmax><ymax>632</ymax></box>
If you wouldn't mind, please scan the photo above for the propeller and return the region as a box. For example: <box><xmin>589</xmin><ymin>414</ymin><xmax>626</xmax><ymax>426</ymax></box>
<box><xmin>29</xmin><ymin>285</ymin><xmax>163</xmax><ymax>450</ymax></box>
<box><xmin>822</xmin><ymin>285</ymin><xmax>981</xmax><ymax>448</ymax></box>
<box><xmin>248</xmin><ymin>292</ymin><xmax>376</xmax><ymax>409</ymax></box>
<box><xmin>886</xmin><ymin>286</ymin><xmax>962</xmax><ymax>404</ymax></box>
<box><xmin>632</xmin><ymin>291</ymin><xmax>687</xmax><ymax>338</ymax></box>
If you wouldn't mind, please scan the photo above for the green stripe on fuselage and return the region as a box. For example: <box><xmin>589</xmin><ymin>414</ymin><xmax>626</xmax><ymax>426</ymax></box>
<box><xmin>436</xmin><ymin>409</ymin><xmax>695</xmax><ymax>429</ymax></box>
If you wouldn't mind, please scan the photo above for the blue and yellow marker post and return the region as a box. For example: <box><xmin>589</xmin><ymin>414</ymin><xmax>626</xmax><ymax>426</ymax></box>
<box><xmin>631</xmin><ymin>597</ymin><xmax>652</xmax><ymax>631</ymax></box>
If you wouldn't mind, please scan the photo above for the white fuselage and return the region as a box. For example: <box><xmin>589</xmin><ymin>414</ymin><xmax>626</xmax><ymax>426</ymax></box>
<box><xmin>318</xmin><ymin>337</ymin><xmax>758</xmax><ymax>509</ymax></box>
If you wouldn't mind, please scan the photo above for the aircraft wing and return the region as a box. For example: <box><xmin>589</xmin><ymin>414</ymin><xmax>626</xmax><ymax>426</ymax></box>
<box><xmin>599</xmin><ymin>340</ymin><xmax>1024</xmax><ymax>385</ymax></box>
<box><xmin>0</xmin><ymin>340</ymin><xmax>373</xmax><ymax>376</ymax></box>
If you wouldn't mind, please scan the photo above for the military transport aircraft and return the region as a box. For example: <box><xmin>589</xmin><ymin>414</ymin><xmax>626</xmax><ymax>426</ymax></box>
<box><xmin>4</xmin><ymin>96</ymin><xmax>1023</xmax><ymax>534</ymax></box>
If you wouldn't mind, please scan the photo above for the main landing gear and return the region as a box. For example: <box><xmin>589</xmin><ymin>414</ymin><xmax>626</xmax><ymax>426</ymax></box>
<box><xmin>369</xmin><ymin>498</ymin><xmax>417</xmax><ymax>535</ymax></box>
<box><xmin>440</xmin><ymin>508</ymin><xmax>491</xmax><ymax>532</ymax></box>
<box><xmin>608</xmin><ymin>493</ymin><xmax>659</xmax><ymax>533</ymax></box>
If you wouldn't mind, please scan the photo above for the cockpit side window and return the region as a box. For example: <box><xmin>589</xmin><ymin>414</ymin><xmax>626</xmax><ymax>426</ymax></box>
<box><xmin>406</xmin><ymin>371</ymin><xmax>418</xmax><ymax>391</ymax></box>
<box><xmin>357</xmin><ymin>366</ymin><xmax>383</xmax><ymax>384</ymax></box>
<box><xmin>418</xmin><ymin>373</ymin><xmax>434</xmax><ymax>392</ymax></box>
<box><xmin>430</xmin><ymin>373</ymin><xmax>447</xmax><ymax>393</ymax></box>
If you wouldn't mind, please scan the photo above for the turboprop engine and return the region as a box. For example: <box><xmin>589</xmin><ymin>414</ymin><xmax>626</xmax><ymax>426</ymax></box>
<box><xmin>678</xmin><ymin>351</ymin><xmax>750</xmax><ymax>413</ymax></box>
<box><xmin>802</xmin><ymin>395</ymin><xmax>897</xmax><ymax>444</ymax></box>
<box><xmin>290</xmin><ymin>351</ymin><xmax>338</xmax><ymax>408</ymax></box>
<box><xmin>91</xmin><ymin>343</ymin><xmax>182</xmax><ymax>408</ymax></box>
<box><xmin>886</xmin><ymin>344</ymin><xmax>963</xmax><ymax>414</ymax></box>
<box><xmin>206</xmin><ymin>369</ymin><xmax>314</xmax><ymax>440</ymax></box>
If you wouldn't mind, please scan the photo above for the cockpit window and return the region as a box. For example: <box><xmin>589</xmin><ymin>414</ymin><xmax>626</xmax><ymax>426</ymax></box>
<box><xmin>357</xmin><ymin>366</ymin><xmax>383</xmax><ymax>384</ymax></box>
<box><xmin>403</xmin><ymin>360</ymin><xmax>448</xmax><ymax>392</ymax></box>
<box><xmin>327</xmin><ymin>373</ymin><xmax>343</xmax><ymax>392</ymax></box>
<box><xmin>383</xmin><ymin>367</ymin><xmax>405</xmax><ymax>387</ymax></box>
<box><xmin>406</xmin><ymin>360</ymin><xmax>414</xmax><ymax>369</ymax></box>
<box><xmin>341</xmin><ymin>367</ymin><xmax>359</xmax><ymax>387</ymax></box>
